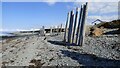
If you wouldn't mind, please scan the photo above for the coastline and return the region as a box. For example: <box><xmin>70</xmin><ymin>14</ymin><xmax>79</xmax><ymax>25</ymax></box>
<box><xmin>1</xmin><ymin>30</ymin><xmax>120</xmax><ymax>66</ymax></box>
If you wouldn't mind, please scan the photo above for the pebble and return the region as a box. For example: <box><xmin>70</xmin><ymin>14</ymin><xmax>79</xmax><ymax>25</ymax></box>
<box><xmin>2</xmin><ymin>33</ymin><xmax>120</xmax><ymax>66</ymax></box>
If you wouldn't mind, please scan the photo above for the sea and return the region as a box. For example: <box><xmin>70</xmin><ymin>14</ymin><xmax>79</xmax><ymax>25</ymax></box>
<box><xmin>0</xmin><ymin>31</ymin><xmax>15</xmax><ymax>42</ymax></box>
<box><xmin>0</xmin><ymin>31</ymin><xmax>14</xmax><ymax>36</ymax></box>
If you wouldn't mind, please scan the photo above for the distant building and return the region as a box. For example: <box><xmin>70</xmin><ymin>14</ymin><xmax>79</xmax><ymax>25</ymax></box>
<box><xmin>92</xmin><ymin>19</ymin><xmax>105</xmax><ymax>25</ymax></box>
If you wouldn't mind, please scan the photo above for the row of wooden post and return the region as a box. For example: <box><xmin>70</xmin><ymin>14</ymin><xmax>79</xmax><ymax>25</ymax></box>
<box><xmin>64</xmin><ymin>3</ymin><xmax>88</xmax><ymax>46</ymax></box>
<box><xmin>30</xmin><ymin>24</ymin><xmax>63</xmax><ymax>36</ymax></box>
<box><xmin>50</xmin><ymin>24</ymin><xmax>63</xmax><ymax>35</ymax></box>
<box><xmin>38</xmin><ymin>24</ymin><xmax>63</xmax><ymax>36</ymax></box>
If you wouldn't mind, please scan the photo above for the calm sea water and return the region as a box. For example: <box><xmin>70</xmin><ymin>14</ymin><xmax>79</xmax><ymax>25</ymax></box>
<box><xmin>0</xmin><ymin>31</ymin><xmax>15</xmax><ymax>36</ymax></box>
<box><xmin>0</xmin><ymin>31</ymin><xmax>16</xmax><ymax>42</ymax></box>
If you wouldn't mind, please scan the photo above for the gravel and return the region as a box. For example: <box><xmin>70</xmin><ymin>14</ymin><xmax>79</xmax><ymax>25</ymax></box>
<box><xmin>1</xmin><ymin>31</ymin><xmax>120</xmax><ymax>67</ymax></box>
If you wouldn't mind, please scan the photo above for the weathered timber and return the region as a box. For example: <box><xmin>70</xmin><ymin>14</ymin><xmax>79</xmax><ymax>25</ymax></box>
<box><xmin>64</xmin><ymin>2</ymin><xmax>88</xmax><ymax>46</ymax></box>
<box><xmin>60</xmin><ymin>24</ymin><xmax>62</xmax><ymax>34</ymax></box>
<box><xmin>50</xmin><ymin>27</ymin><xmax>52</xmax><ymax>35</ymax></box>
<box><xmin>68</xmin><ymin>10</ymin><xmax>74</xmax><ymax>43</ymax></box>
<box><xmin>40</xmin><ymin>26</ymin><xmax>45</xmax><ymax>36</ymax></box>
<box><xmin>72</xmin><ymin>8</ymin><xmax>79</xmax><ymax>44</ymax></box>
<box><xmin>76</xmin><ymin>6</ymin><xmax>83</xmax><ymax>45</ymax></box>
<box><xmin>64</xmin><ymin>12</ymin><xmax>70</xmax><ymax>42</ymax></box>
<box><xmin>78</xmin><ymin>3</ymin><xmax>88</xmax><ymax>46</ymax></box>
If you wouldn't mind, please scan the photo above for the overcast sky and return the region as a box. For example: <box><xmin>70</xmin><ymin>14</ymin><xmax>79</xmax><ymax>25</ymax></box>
<box><xmin>1</xmin><ymin>0</ymin><xmax>119</xmax><ymax>31</ymax></box>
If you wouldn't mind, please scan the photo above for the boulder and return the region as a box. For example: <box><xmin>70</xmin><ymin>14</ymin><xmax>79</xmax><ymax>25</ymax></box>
<box><xmin>92</xmin><ymin>27</ymin><xmax>103</xmax><ymax>37</ymax></box>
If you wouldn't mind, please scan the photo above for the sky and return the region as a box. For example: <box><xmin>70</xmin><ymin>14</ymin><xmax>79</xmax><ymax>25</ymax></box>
<box><xmin>1</xmin><ymin>1</ymin><xmax>119</xmax><ymax>31</ymax></box>
<box><xmin>2</xmin><ymin>2</ymin><xmax>73</xmax><ymax>31</ymax></box>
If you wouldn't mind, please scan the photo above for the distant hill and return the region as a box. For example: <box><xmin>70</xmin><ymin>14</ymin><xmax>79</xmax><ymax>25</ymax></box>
<box><xmin>93</xmin><ymin>19</ymin><xmax>120</xmax><ymax>29</ymax></box>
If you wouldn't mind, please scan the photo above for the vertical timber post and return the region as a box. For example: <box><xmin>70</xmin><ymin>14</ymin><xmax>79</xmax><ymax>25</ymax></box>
<box><xmin>68</xmin><ymin>10</ymin><xmax>74</xmax><ymax>44</ymax></box>
<box><xmin>64</xmin><ymin>12</ymin><xmax>70</xmax><ymax>42</ymax></box>
<box><xmin>50</xmin><ymin>27</ymin><xmax>52</xmax><ymax>36</ymax></box>
<box><xmin>64</xmin><ymin>2</ymin><xmax>88</xmax><ymax>46</ymax></box>
<box><xmin>53</xmin><ymin>26</ymin><xmax>55</xmax><ymax>35</ymax></box>
<box><xmin>32</xmin><ymin>29</ymin><xmax>34</xmax><ymax>34</ymax></box>
<box><xmin>40</xmin><ymin>26</ymin><xmax>45</xmax><ymax>36</ymax></box>
<box><xmin>72</xmin><ymin>8</ymin><xmax>79</xmax><ymax>44</ymax></box>
<box><xmin>42</xmin><ymin>26</ymin><xmax>45</xmax><ymax>36</ymax></box>
<box><xmin>71</xmin><ymin>12</ymin><xmax>75</xmax><ymax>44</ymax></box>
<box><xmin>78</xmin><ymin>3</ymin><xmax>88</xmax><ymax>46</ymax></box>
<box><xmin>60</xmin><ymin>24</ymin><xmax>62</xmax><ymax>34</ymax></box>
<box><xmin>57</xmin><ymin>25</ymin><xmax>59</xmax><ymax>35</ymax></box>
<box><xmin>75</xmin><ymin>6</ymin><xmax>83</xmax><ymax>45</ymax></box>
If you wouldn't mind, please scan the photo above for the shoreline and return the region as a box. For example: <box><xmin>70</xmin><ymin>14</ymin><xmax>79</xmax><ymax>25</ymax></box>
<box><xmin>1</xmin><ymin>28</ymin><xmax>120</xmax><ymax>66</ymax></box>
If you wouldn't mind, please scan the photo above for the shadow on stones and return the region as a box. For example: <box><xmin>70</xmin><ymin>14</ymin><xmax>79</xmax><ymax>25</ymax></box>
<box><xmin>47</xmin><ymin>40</ymin><xmax>79</xmax><ymax>46</ymax></box>
<box><xmin>60</xmin><ymin>50</ymin><xmax>120</xmax><ymax>66</ymax></box>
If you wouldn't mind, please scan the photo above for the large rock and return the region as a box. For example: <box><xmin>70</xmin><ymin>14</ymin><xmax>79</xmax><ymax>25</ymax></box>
<box><xmin>92</xmin><ymin>27</ymin><xmax>103</xmax><ymax>37</ymax></box>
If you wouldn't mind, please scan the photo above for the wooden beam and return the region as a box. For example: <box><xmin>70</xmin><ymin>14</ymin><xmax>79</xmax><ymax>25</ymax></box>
<box><xmin>78</xmin><ymin>3</ymin><xmax>88</xmax><ymax>46</ymax></box>
<box><xmin>50</xmin><ymin>27</ymin><xmax>52</xmax><ymax>36</ymax></box>
<box><xmin>57</xmin><ymin>25</ymin><xmax>59</xmax><ymax>35</ymax></box>
<box><xmin>42</xmin><ymin>26</ymin><xmax>45</xmax><ymax>36</ymax></box>
<box><xmin>64</xmin><ymin>12</ymin><xmax>70</xmax><ymax>42</ymax></box>
<box><xmin>72</xmin><ymin>8</ymin><xmax>79</xmax><ymax>44</ymax></box>
<box><xmin>75</xmin><ymin>6</ymin><xmax>83</xmax><ymax>45</ymax></box>
<box><xmin>68</xmin><ymin>10</ymin><xmax>74</xmax><ymax>44</ymax></box>
<box><xmin>71</xmin><ymin>12</ymin><xmax>75</xmax><ymax>44</ymax></box>
<box><xmin>60</xmin><ymin>24</ymin><xmax>62</xmax><ymax>34</ymax></box>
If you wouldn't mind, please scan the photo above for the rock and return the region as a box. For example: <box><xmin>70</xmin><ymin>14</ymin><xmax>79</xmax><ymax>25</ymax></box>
<box><xmin>29</xmin><ymin>59</ymin><xmax>45</xmax><ymax>67</ymax></box>
<box><xmin>2</xmin><ymin>31</ymin><xmax>120</xmax><ymax>66</ymax></box>
<box><xmin>49</xmin><ymin>57</ymin><xmax>54</xmax><ymax>62</ymax></box>
<box><xmin>2</xmin><ymin>61</ymin><xmax>9</xmax><ymax>66</ymax></box>
<box><xmin>92</xmin><ymin>27</ymin><xmax>103</xmax><ymax>37</ymax></box>
<box><xmin>9</xmin><ymin>50</ymin><xmax>13</xmax><ymax>52</ymax></box>
<box><xmin>49</xmin><ymin>49</ymin><xmax>54</xmax><ymax>52</ymax></box>
<box><xmin>71</xmin><ymin>48</ymin><xmax>79</xmax><ymax>51</ymax></box>
<box><xmin>10</xmin><ymin>60</ymin><xmax>14</xmax><ymax>63</ymax></box>
<box><xmin>44</xmin><ymin>37</ymin><xmax>47</xmax><ymax>40</ymax></box>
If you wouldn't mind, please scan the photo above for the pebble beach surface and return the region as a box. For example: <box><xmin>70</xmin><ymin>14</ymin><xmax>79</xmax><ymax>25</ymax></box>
<box><xmin>1</xmin><ymin>31</ymin><xmax>120</xmax><ymax>67</ymax></box>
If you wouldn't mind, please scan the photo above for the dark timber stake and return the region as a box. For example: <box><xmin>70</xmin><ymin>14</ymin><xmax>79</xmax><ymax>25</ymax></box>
<box><xmin>41</xmin><ymin>26</ymin><xmax>45</xmax><ymax>36</ymax></box>
<box><xmin>75</xmin><ymin>6</ymin><xmax>83</xmax><ymax>45</ymax></box>
<box><xmin>57</xmin><ymin>25</ymin><xmax>59</xmax><ymax>35</ymax></box>
<box><xmin>78</xmin><ymin>3</ymin><xmax>88</xmax><ymax>46</ymax></box>
<box><xmin>71</xmin><ymin>12</ymin><xmax>75</xmax><ymax>43</ymax></box>
<box><xmin>72</xmin><ymin>8</ymin><xmax>79</xmax><ymax>44</ymax></box>
<box><xmin>68</xmin><ymin>10</ymin><xmax>74</xmax><ymax>44</ymax></box>
<box><xmin>50</xmin><ymin>27</ymin><xmax>52</xmax><ymax>36</ymax></box>
<box><xmin>64</xmin><ymin>12</ymin><xmax>70</xmax><ymax>42</ymax></box>
<box><xmin>64</xmin><ymin>2</ymin><xmax>88</xmax><ymax>46</ymax></box>
<box><xmin>60</xmin><ymin>24</ymin><xmax>62</xmax><ymax>34</ymax></box>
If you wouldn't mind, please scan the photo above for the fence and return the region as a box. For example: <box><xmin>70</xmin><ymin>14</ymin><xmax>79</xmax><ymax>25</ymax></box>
<box><xmin>64</xmin><ymin>3</ymin><xmax>88</xmax><ymax>46</ymax></box>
